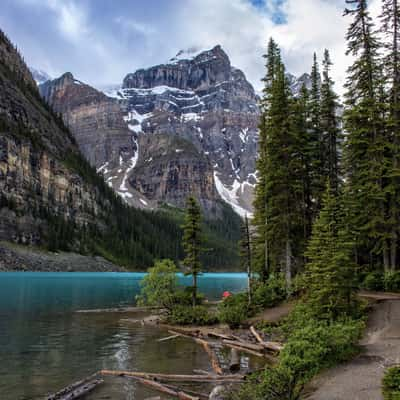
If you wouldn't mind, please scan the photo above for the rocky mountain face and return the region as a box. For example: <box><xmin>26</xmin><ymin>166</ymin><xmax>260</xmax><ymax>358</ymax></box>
<box><xmin>107</xmin><ymin>45</ymin><xmax>260</xmax><ymax>216</ymax></box>
<box><xmin>0</xmin><ymin>30</ymin><xmax>108</xmax><ymax>245</ymax></box>
<box><xmin>37</xmin><ymin>46</ymin><xmax>311</xmax><ymax>218</ymax></box>
<box><xmin>39</xmin><ymin>73</ymin><xmax>137</xmax><ymax>171</ymax></box>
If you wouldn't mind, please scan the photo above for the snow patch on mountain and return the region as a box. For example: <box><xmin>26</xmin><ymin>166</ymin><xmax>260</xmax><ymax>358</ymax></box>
<box><xmin>214</xmin><ymin>171</ymin><xmax>252</xmax><ymax>218</ymax></box>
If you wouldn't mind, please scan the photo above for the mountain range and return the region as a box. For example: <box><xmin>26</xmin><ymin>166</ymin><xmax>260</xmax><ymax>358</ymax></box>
<box><xmin>38</xmin><ymin>45</ymin><xmax>311</xmax><ymax>218</ymax></box>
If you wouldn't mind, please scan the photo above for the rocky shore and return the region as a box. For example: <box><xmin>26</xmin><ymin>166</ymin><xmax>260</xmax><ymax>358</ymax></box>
<box><xmin>0</xmin><ymin>242</ymin><xmax>127</xmax><ymax>272</ymax></box>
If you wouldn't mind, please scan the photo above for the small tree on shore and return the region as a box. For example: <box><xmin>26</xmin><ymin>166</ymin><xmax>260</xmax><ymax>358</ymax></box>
<box><xmin>239</xmin><ymin>215</ymin><xmax>252</xmax><ymax>304</ymax></box>
<box><xmin>304</xmin><ymin>184</ymin><xmax>355</xmax><ymax>320</ymax></box>
<box><xmin>182</xmin><ymin>196</ymin><xmax>203</xmax><ymax>307</ymax></box>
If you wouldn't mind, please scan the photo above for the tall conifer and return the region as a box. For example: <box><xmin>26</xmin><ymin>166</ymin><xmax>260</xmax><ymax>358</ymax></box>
<box><xmin>380</xmin><ymin>0</ymin><xmax>400</xmax><ymax>270</ymax></box>
<box><xmin>320</xmin><ymin>49</ymin><xmax>341</xmax><ymax>193</ymax></box>
<box><xmin>182</xmin><ymin>196</ymin><xmax>202</xmax><ymax>307</ymax></box>
<box><xmin>304</xmin><ymin>184</ymin><xmax>355</xmax><ymax>320</ymax></box>
<box><xmin>343</xmin><ymin>0</ymin><xmax>388</xmax><ymax>268</ymax></box>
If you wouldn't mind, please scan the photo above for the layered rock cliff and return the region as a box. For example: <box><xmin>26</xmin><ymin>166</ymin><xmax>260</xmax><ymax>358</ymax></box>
<box><xmin>110</xmin><ymin>45</ymin><xmax>260</xmax><ymax>216</ymax></box>
<box><xmin>39</xmin><ymin>73</ymin><xmax>137</xmax><ymax>170</ymax></box>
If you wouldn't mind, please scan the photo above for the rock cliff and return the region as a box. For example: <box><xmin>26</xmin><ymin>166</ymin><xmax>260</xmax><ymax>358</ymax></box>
<box><xmin>39</xmin><ymin>72</ymin><xmax>137</xmax><ymax>170</ymax></box>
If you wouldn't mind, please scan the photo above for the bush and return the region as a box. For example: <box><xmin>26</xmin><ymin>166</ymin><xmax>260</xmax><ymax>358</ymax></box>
<box><xmin>235</xmin><ymin>317</ymin><xmax>364</xmax><ymax>400</ymax></box>
<box><xmin>383</xmin><ymin>366</ymin><xmax>400</xmax><ymax>400</ymax></box>
<box><xmin>384</xmin><ymin>272</ymin><xmax>400</xmax><ymax>293</ymax></box>
<box><xmin>167</xmin><ymin>305</ymin><xmax>217</xmax><ymax>325</ymax></box>
<box><xmin>136</xmin><ymin>259</ymin><xmax>178</xmax><ymax>309</ymax></box>
<box><xmin>280</xmin><ymin>318</ymin><xmax>364</xmax><ymax>385</ymax></box>
<box><xmin>218</xmin><ymin>292</ymin><xmax>252</xmax><ymax>328</ymax></box>
<box><xmin>362</xmin><ymin>271</ymin><xmax>385</xmax><ymax>291</ymax></box>
<box><xmin>252</xmin><ymin>274</ymin><xmax>287</xmax><ymax>309</ymax></box>
<box><xmin>170</xmin><ymin>287</ymin><xmax>205</xmax><ymax>306</ymax></box>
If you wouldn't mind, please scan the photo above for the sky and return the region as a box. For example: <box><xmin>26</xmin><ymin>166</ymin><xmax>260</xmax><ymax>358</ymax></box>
<box><xmin>0</xmin><ymin>0</ymin><xmax>382</xmax><ymax>93</ymax></box>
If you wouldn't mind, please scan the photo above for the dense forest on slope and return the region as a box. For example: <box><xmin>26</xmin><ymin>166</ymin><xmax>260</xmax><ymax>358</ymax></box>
<box><xmin>0</xmin><ymin>29</ymin><xmax>241</xmax><ymax>270</ymax></box>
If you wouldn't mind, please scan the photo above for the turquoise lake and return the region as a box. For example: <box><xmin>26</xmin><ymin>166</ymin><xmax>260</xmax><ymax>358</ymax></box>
<box><xmin>0</xmin><ymin>272</ymin><xmax>251</xmax><ymax>399</ymax></box>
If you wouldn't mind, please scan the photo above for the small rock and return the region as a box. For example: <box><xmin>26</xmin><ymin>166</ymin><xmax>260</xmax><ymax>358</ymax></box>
<box><xmin>209</xmin><ymin>385</ymin><xmax>228</xmax><ymax>400</ymax></box>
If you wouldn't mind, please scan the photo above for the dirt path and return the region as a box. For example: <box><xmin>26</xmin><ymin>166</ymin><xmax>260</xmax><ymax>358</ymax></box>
<box><xmin>305</xmin><ymin>299</ymin><xmax>400</xmax><ymax>400</ymax></box>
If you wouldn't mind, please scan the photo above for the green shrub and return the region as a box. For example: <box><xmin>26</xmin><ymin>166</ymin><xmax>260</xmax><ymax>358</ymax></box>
<box><xmin>362</xmin><ymin>271</ymin><xmax>385</xmax><ymax>291</ymax></box>
<box><xmin>383</xmin><ymin>366</ymin><xmax>400</xmax><ymax>400</ymax></box>
<box><xmin>252</xmin><ymin>274</ymin><xmax>287</xmax><ymax>309</ymax></box>
<box><xmin>235</xmin><ymin>316</ymin><xmax>365</xmax><ymax>400</ymax></box>
<box><xmin>170</xmin><ymin>287</ymin><xmax>205</xmax><ymax>306</ymax></box>
<box><xmin>384</xmin><ymin>272</ymin><xmax>400</xmax><ymax>293</ymax></box>
<box><xmin>136</xmin><ymin>259</ymin><xmax>178</xmax><ymax>309</ymax></box>
<box><xmin>218</xmin><ymin>292</ymin><xmax>252</xmax><ymax>328</ymax></box>
<box><xmin>280</xmin><ymin>318</ymin><xmax>364</xmax><ymax>385</ymax></box>
<box><xmin>167</xmin><ymin>305</ymin><xmax>217</xmax><ymax>325</ymax></box>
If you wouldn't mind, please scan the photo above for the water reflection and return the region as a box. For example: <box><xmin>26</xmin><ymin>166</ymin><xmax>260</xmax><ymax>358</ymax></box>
<box><xmin>0</xmin><ymin>272</ymin><xmax>250</xmax><ymax>399</ymax></box>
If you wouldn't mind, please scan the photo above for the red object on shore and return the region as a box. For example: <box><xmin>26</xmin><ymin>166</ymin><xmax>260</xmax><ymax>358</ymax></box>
<box><xmin>222</xmin><ymin>291</ymin><xmax>231</xmax><ymax>298</ymax></box>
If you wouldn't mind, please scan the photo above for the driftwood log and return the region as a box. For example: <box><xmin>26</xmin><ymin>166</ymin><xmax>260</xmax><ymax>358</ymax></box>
<box><xmin>100</xmin><ymin>370</ymin><xmax>244</xmax><ymax>383</ymax></box>
<box><xmin>126</xmin><ymin>376</ymin><xmax>199</xmax><ymax>400</ymax></box>
<box><xmin>46</xmin><ymin>372</ymin><xmax>103</xmax><ymax>400</ymax></box>
<box><xmin>249</xmin><ymin>326</ymin><xmax>283</xmax><ymax>352</ymax></box>
<box><xmin>168</xmin><ymin>330</ymin><xmax>223</xmax><ymax>375</ymax></box>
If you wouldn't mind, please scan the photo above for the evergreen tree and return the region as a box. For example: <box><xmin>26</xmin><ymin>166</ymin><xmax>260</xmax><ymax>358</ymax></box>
<box><xmin>239</xmin><ymin>215</ymin><xmax>252</xmax><ymax>304</ymax></box>
<box><xmin>308</xmin><ymin>53</ymin><xmax>324</xmax><ymax>213</ymax></box>
<box><xmin>380</xmin><ymin>0</ymin><xmax>400</xmax><ymax>270</ymax></box>
<box><xmin>182</xmin><ymin>196</ymin><xmax>203</xmax><ymax>306</ymax></box>
<box><xmin>253</xmin><ymin>38</ymin><xmax>281</xmax><ymax>281</ymax></box>
<box><xmin>291</xmin><ymin>84</ymin><xmax>314</xmax><ymax>250</ymax></box>
<box><xmin>264</xmin><ymin>59</ymin><xmax>305</xmax><ymax>289</ymax></box>
<box><xmin>304</xmin><ymin>184</ymin><xmax>355</xmax><ymax>320</ymax></box>
<box><xmin>343</xmin><ymin>0</ymin><xmax>388</xmax><ymax>269</ymax></box>
<box><xmin>320</xmin><ymin>49</ymin><xmax>341</xmax><ymax>193</ymax></box>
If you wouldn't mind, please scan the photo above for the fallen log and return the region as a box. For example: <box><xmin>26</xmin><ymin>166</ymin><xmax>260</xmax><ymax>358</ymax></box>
<box><xmin>169</xmin><ymin>330</ymin><xmax>223</xmax><ymax>375</ymax></box>
<box><xmin>222</xmin><ymin>339</ymin><xmax>264</xmax><ymax>352</ymax></box>
<box><xmin>129</xmin><ymin>376</ymin><xmax>199</xmax><ymax>400</ymax></box>
<box><xmin>223</xmin><ymin>342</ymin><xmax>265</xmax><ymax>358</ymax></box>
<box><xmin>249</xmin><ymin>326</ymin><xmax>264</xmax><ymax>344</ymax></box>
<box><xmin>206</xmin><ymin>331</ymin><xmax>235</xmax><ymax>341</ymax></box>
<box><xmin>100</xmin><ymin>370</ymin><xmax>244</xmax><ymax>382</ymax></box>
<box><xmin>163</xmin><ymin>383</ymin><xmax>209</xmax><ymax>400</ymax></box>
<box><xmin>249</xmin><ymin>326</ymin><xmax>283</xmax><ymax>352</ymax></box>
<box><xmin>157</xmin><ymin>334</ymin><xmax>181</xmax><ymax>342</ymax></box>
<box><xmin>46</xmin><ymin>373</ymin><xmax>103</xmax><ymax>400</ymax></box>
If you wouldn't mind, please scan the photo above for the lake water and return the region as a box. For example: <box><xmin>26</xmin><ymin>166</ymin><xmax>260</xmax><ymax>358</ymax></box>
<box><xmin>0</xmin><ymin>272</ymin><xmax>255</xmax><ymax>400</ymax></box>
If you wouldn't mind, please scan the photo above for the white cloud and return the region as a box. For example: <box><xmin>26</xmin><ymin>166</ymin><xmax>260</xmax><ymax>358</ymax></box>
<box><xmin>7</xmin><ymin>0</ymin><xmax>385</xmax><ymax>93</ymax></box>
<box><xmin>115</xmin><ymin>16</ymin><xmax>156</xmax><ymax>36</ymax></box>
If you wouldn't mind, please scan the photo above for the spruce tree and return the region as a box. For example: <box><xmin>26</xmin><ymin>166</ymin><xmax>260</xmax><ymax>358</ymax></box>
<box><xmin>253</xmin><ymin>38</ymin><xmax>281</xmax><ymax>281</ymax></box>
<box><xmin>380</xmin><ymin>0</ymin><xmax>400</xmax><ymax>270</ymax></box>
<box><xmin>343</xmin><ymin>0</ymin><xmax>388</xmax><ymax>269</ymax></box>
<box><xmin>308</xmin><ymin>53</ymin><xmax>324</xmax><ymax>214</ymax></box>
<box><xmin>239</xmin><ymin>215</ymin><xmax>252</xmax><ymax>304</ymax></box>
<box><xmin>264</xmin><ymin>60</ymin><xmax>304</xmax><ymax>289</ymax></box>
<box><xmin>304</xmin><ymin>184</ymin><xmax>355</xmax><ymax>320</ymax></box>
<box><xmin>182</xmin><ymin>196</ymin><xmax>202</xmax><ymax>306</ymax></box>
<box><xmin>320</xmin><ymin>49</ymin><xmax>341</xmax><ymax>193</ymax></box>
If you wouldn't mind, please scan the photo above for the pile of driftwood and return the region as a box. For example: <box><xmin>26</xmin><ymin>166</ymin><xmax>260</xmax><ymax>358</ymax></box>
<box><xmin>45</xmin><ymin>326</ymin><xmax>283</xmax><ymax>400</ymax></box>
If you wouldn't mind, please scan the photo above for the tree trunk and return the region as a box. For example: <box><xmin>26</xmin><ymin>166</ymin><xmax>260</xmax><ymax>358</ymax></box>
<box><xmin>391</xmin><ymin>230</ymin><xmax>397</xmax><ymax>271</ymax></box>
<box><xmin>193</xmin><ymin>273</ymin><xmax>197</xmax><ymax>307</ymax></box>
<box><xmin>285</xmin><ymin>240</ymin><xmax>292</xmax><ymax>290</ymax></box>
<box><xmin>383</xmin><ymin>241</ymin><xmax>390</xmax><ymax>273</ymax></box>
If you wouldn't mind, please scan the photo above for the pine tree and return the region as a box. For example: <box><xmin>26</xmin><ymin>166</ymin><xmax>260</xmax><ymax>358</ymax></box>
<box><xmin>253</xmin><ymin>38</ymin><xmax>281</xmax><ymax>281</ymax></box>
<box><xmin>291</xmin><ymin>84</ymin><xmax>313</xmax><ymax>251</ymax></box>
<box><xmin>239</xmin><ymin>215</ymin><xmax>252</xmax><ymax>304</ymax></box>
<box><xmin>264</xmin><ymin>60</ymin><xmax>305</xmax><ymax>289</ymax></box>
<box><xmin>304</xmin><ymin>184</ymin><xmax>355</xmax><ymax>320</ymax></box>
<box><xmin>308</xmin><ymin>53</ymin><xmax>324</xmax><ymax>214</ymax></box>
<box><xmin>380</xmin><ymin>0</ymin><xmax>400</xmax><ymax>270</ymax></box>
<box><xmin>320</xmin><ymin>49</ymin><xmax>341</xmax><ymax>193</ymax></box>
<box><xmin>182</xmin><ymin>196</ymin><xmax>202</xmax><ymax>306</ymax></box>
<box><xmin>343</xmin><ymin>0</ymin><xmax>388</xmax><ymax>269</ymax></box>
